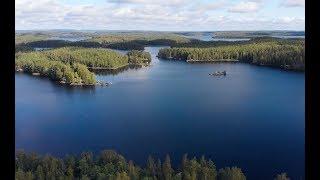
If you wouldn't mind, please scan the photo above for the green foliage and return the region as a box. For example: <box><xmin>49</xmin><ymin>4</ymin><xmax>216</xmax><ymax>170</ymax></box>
<box><xmin>127</xmin><ymin>50</ymin><xmax>152</xmax><ymax>65</ymax></box>
<box><xmin>15</xmin><ymin>47</ymin><xmax>135</xmax><ymax>85</ymax></box>
<box><xmin>15</xmin><ymin>150</ymin><xmax>247</xmax><ymax>180</ymax></box>
<box><xmin>274</xmin><ymin>173</ymin><xmax>290</xmax><ymax>180</ymax></box>
<box><xmin>212</xmin><ymin>31</ymin><xmax>304</xmax><ymax>38</ymax></box>
<box><xmin>42</xmin><ymin>47</ymin><xmax>129</xmax><ymax>69</ymax></box>
<box><xmin>20</xmin><ymin>32</ymin><xmax>192</xmax><ymax>51</ymax></box>
<box><xmin>162</xmin><ymin>155</ymin><xmax>173</xmax><ymax>180</ymax></box>
<box><xmin>15</xmin><ymin>33</ymin><xmax>48</xmax><ymax>44</ymax></box>
<box><xmin>146</xmin><ymin>156</ymin><xmax>156</xmax><ymax>178</ymax></box>
<box><xmin>158</xmin><ymin>39</ymin><xmax>305</xmax><ymax>71</ymax></box>
<box><xmin>72</xmin><ymin>63</ymin><xmax>96</xmax><ymax>84</ymax></box>
<box><xmin>181</xmin><ymin>154</ymin><xmax>217</xmax><ymax>180</ymax></box>
<box><xmin>217</xmin><ymin>167</ymin><xmax>246</xmax><ymax>180</ymax></box>
<box><xmin>89</xmin><ymin>33</ymin><xmax>191</xmax><ymax>44</ymax></box>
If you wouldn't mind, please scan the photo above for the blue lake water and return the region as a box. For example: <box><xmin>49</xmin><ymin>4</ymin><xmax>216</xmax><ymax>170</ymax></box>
<box><xmin>15</xmin><ymin>46</ymin><xmax>305</xmax><ymax>179</ymax></box>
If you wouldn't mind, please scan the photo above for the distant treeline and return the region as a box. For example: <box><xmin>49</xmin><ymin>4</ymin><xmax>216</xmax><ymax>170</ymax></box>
<box><xmin>158</xmin><ymin>38</ymin><xmax>305</xmax><ymax>71</ymax></box>
<box><xmin>212</xmin><ymin>31</ymin><xmax>305</xmax><ymax>38</ymax></box>
<box><xmin>15</xmin><ymin>33</ymin><xmax>194</xmax><ymax>51</ymax></box>
<box><xmin>172</xmin><ymin>37</ymin><xmax>303</xmax><ymax>48</ymax></box>
<box><xmin>15</xmin><ymin>38</ymin><xmax>195</xmax><ymax>51</ymax></box>
<box><xmin>15</xmin><ymin>34</ymin><xmax>49</xmax><ymax>44</ymax></box>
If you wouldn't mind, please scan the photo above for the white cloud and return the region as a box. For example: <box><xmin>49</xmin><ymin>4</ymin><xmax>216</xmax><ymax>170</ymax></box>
<box><xmin>108</xmin><ymin>0</ymin><xmax>190</xmax><ymax>6</ymax></box>
<box><xmin>281</xmin><ymin>0</ymin><xmax>305</xmax><ymax>7</ymax></box>
<box><xmin>228</xmin><ymin>1</ymin><xmax>261</xmax><ymax>13</ymax></box>
<box><xmin>190</xmin><ymin>1</ymin><xmax>227</xmax><ymax>13</ymax></box>
<box><xmin>276</xmin><ymin>17</ymin><xmax>305</xmax><ymax>24</ymax></box>
<box><xmin>15</xmin><ymin>0</ymin><xmax>304</xmax><ymax>31</ymax></box>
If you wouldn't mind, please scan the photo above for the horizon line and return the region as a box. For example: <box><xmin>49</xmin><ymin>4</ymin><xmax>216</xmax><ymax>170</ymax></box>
<box><xmin>15</xmin><ymin>29</ymin><xmax>306</xmax><ymax>32</ymax></box>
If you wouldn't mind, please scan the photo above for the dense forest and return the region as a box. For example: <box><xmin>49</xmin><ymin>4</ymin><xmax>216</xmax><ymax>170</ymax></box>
<box><xmin>15</xmin><ymin>47</ymin><xmax>153</xmax><ymax>85</ymax></box>
<box><xmin>16</xmin><ymin>38</ymin><xmax>193</xmax><ymax>51</ymax></box>
<box><xmin>171</xmin><ymin>37</ymin><xmax>301</xmax><ymax>48</ymax></box>
<box><xmin>158</xmin><ymin>38</ymin><xmax>305</xmax><ymax>71</ymax></box>
<box><xmin>15</xmin><ymin>150</ymin><xmax>290</xmax><ymax>180</ymax></box>
<box><xmin>15</xmin><ymin>51</ymin><xmax>96</xmax><ymax>85</ymax></box>
<box><xmin>88</xmin><ymin>33</ymin><xmax>191</xmax><ymax>44</ymax></box>
<box><xmin>15</xmin><ymin>33</ymin><xmax>194</xmax><ymax>51</ymax></box>
<box><xmin>127</xmin><ymin>50</ymin><xmax>152</xmax><ymax>65</ymax></box>
<box><xmin>15</xmin><ymin>33</ymin><xmax>49</xmax><ymax>44</ymax></box>
<box><xmin>211</xmin><ymin>31</ymin><xmax>305</xmax><ymax>39</ymax></box>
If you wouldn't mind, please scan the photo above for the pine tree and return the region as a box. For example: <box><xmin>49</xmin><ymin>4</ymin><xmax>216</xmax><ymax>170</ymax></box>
<box><xmin>274</xmin><ymin>173</ymin><xmax>290</xmax><ymax>180</ymax></box>
<box><xmin>147</xmin><ymin>155</ymin><xmax>156</xmax><ymax>177</ymax></box>
<box><xmin>162</xmin><ymin>154</ymin><xmax>173</xmax><ymax>180</ymax></box>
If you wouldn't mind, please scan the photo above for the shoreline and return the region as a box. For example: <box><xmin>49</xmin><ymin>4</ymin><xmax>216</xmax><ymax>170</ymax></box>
<box><xmin>15</xmin><ymin>71</ymin><xmax>110</xmax><ymax>87</ymax></box>
<box><xmin>186</xmin><ymin>59</ymin><xmax>239</xmax><ymax>63</ymax></box>
<box><xmin>159</xmin><ymin>57</ymin><xmax>304</xmax><ymax>72</ymax></box>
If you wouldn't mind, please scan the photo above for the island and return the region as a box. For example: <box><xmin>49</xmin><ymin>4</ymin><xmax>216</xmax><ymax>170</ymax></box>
<box><xmin>15</xmin><ymin>47</ymin><xmax>152</xmax><ymax>86</ymax></box>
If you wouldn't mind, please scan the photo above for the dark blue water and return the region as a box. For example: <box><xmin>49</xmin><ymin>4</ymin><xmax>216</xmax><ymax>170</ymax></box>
<box><xmin>15</xmin><ymin>47</ymin><xmax>305</xmax><ymax>179</ymax></box>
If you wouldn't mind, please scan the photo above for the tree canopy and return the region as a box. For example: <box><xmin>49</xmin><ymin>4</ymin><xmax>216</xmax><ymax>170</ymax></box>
<box><xmin>158</xmin><ymin>38</ymin><xmax>305</xmax><ymax>71</ymax></box>
<box><xmin>15</xmin><ymin>150</ymin><xmax>249</xmax><ymax>180</ymax></box>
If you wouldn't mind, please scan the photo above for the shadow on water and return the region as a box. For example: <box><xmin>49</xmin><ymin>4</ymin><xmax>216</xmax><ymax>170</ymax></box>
<box><xmin>16</xmin><ymin>72</ymin><xmax>97</xmax><ymax>94</ymax></box>
<box><xmin>92</xmin><ymin>64</ymin><xmax>144</xmax><ymax>76</ymax></box>
<box><xmin>53</xmin><ymin>83</ymin><xmax>97</xmax><ymax>94</ymax></box>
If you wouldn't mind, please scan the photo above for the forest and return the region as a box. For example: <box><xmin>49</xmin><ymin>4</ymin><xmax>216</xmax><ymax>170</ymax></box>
<box><xmin>15</xmin><ymin>33</ymin><xmax>49</xmax><ymax>44</ymax></box>
<box><xmin>15</xmin><ymin>47</ymin><xmax>153</xmax><ymax>85</ymax></box>
<box><xmin>16</xmin><ymin>38</ymin><xmax>193</xmax><ymax>51</ymax></box>
<box><xmin>15</xmin><ymin>32</ymin><xmax>194</xmax><ymax>51</ymax></box>
<box><xmin>15</xmin><ymin>150</ymin><xmax>289</xmax><ymax>180</ymax></box>
<box><xmin>211</xmin><ymin>31</ymin><xmax>305</xmax><ymax>39</ymax></box>
<box><xmin>15</xmin><ymin>51</ymin><xmax>96</xmax><ymax>85</ymax></box>
<box><xmin>158</xmin><ymin>38</ymin><xmax>305</xmax><ymax>71</ymax></box>
<box><xmin>127</xmin><ymin>50</ymin><xmax>152</xmax><ymax>65</ymax></box>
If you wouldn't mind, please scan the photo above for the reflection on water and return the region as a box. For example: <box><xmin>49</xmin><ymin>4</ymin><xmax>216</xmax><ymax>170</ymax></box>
<box><xmin>92</xmin><ymin>65</ymin><xmax>144</xmax><ymax>76</ymax></box>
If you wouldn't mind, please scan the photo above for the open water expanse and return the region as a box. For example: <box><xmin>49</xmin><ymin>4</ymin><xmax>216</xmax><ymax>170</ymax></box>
<box><xmin>15</xmin><ymin>46</ymin><xmax>305</xmax><ymax>179</ymax></box>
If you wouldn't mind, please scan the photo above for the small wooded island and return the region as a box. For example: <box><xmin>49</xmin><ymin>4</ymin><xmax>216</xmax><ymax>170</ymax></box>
<box><xmin>15</xmin><ymin>47</ymin><xmax>152</xmax><ymax>86</ymax></box>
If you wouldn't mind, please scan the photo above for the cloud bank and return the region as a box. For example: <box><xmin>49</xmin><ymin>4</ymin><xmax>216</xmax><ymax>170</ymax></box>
<box><xmin>15</xmin><ymin>0</ymin><xmax>305</xmax><ymax>30</ymax></box>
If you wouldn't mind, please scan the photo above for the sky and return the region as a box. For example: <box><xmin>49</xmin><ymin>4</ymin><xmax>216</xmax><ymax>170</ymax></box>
<box><xmin>15</xmin><ymin>0</ymin><xmax>305</xmax><ymax>31</ymax></box>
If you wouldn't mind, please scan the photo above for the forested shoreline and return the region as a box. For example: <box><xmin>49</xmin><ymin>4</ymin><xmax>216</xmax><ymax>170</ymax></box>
<box><xmin>15</xmin><ymin>47</ymin><xmax>152</xmax><ymax>86</ymax></box>
<box><xmin>15</xmin><ymin>33</ymin><xmax>193</xmax><ymax>51</ymax></box>
<box><xmin>15</xmin><ymin>33</ymin><xmax>305</xmax><ymax>88</ymax></box>
<box><xmin>15</xmin><ymin>150</ymin><xmax>290</xmax><ymax>180</ymax></box>
<box><xmin>15</xmin><ymin>38</ymin><xmax>194</xmax><ymax>52</ymax></box>
<box><xmin>158</xmin><ymin>38</ymin><xmax>305</xmax><ymax>71</ymax></box>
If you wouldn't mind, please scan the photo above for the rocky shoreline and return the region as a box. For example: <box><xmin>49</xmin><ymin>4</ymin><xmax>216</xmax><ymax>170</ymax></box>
<box><xmin>158</xmin><ymin>57</ymin><xmax>304</xmax><ymax>72</ymax></box>
<box><xmin>58</xmin><ymin>80</ymin><xmax>111</xmax><ymax>87</ymax></box>
<box><xmin>16</xmin><ymin>68</ymin><xmax>111</xmax><ymax>87</ymax></box>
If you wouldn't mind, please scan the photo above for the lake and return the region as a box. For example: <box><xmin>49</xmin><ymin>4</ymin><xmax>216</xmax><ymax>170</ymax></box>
<box><xmin>15</xmin><ymin>46</ymin><xmax>305</xmax><ymax>179</ymax></box>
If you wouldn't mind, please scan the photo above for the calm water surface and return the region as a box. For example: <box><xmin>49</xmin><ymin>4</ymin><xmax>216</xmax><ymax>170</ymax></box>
<box><xmin>15</xmin><ymin>46</ymin><xmax>305</xmax><ymax>179</ymax></box>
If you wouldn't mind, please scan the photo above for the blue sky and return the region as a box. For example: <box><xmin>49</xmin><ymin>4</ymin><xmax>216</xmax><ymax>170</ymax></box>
<box><xmin>15</xmin><ymin>0</ymin><xmax>305</xmax><ymax>31</ymax></box>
